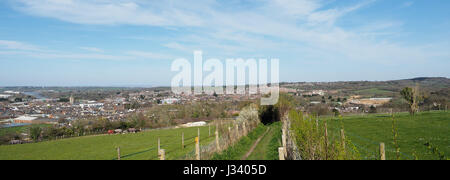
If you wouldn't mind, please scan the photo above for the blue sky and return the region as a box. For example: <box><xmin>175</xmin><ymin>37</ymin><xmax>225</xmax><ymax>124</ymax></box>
<box><xmin>0</xmin><ymin>0</ymin><xmax>449</xmax><ymax>86</ymax></box>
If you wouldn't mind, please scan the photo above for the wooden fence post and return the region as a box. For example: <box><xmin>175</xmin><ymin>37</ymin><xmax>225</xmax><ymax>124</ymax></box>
<box><xmin>316</xmin><ymin>118</ymin><xmax>319</xmax><ymax>130</ymax></box>
<box><xmin>380</xmin><ymin>142</ymin><xmax>386</xmax><ymax>160</ymax></box>
<box><xmin>235</xmin><ymin>123</ymin><xmax>239</xmax><ymax>139</ymax></box>
<box><xmin>282</xmin><ymin>127</ymin><xmax>286</xmax><ymax>149</ymax></box>
<box><xmin>324</xmin><ymin>121</ymin><xmax>328</xmax><ymax>160</ymax></box>
<box><xmin>182</xmin><ymin>132</ymin><xmax>184</xmax><ymax>149</ymax></box>
<box><xmin>158</xmin><ymin>137</ymin><xmax>160</xmax><ymax>155</ymax></box>
<box><xmin>278</xmin><ymin>147</ymin><xmax>285</xmax><ymax>160</ymax></box>
<box><xmin>195</xmin><ymin>137</ymin><xmax>200</xmax><ymax>160</ymax></box>
<box><xmin>228</xmin><ymin>126</ymin><xmax>231</xmax><ymax>142</ymax></box>
<box><xmin>215</xmin><ymin>130</ymin><xmax>220</xmax><ymax>151</ymax></box>
<box><xmin>341</xmin><ymin>129</ymin><xmax>346</xmax><ymax>153</ymax></box>
<box><xmin>159</xmin><ymin>149</ymin><xmax>165</xmax><ymax>160</ymax></box>
<box><xmin>243</xmin><ymin>122</ymin><xmax>247</xmax><ymax>136</ymax></box>
<box><xmin>117</xmin><ymin>147</ymin><xmax>121</xmax><ymax>160</ymax></box>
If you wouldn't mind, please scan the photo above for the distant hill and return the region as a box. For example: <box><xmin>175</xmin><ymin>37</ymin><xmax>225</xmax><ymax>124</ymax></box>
<box><xmin>407</xmin><ymin>77</ymin><xmax>447</xmax><ymax>81</ymax></box>
<box><xmin>390</xmin><ymin>77</ymin><xmax>450</xmax><ymax>90</ymax></box>
<box><xmin>281</xmin><ymin>77</ymin><xmax>450</xmax><ymax>97</ymax></box>
<box><xmin>2</xmin><ymin>77</ymin><xmax>449</xmax><ymax>94</ymax></box>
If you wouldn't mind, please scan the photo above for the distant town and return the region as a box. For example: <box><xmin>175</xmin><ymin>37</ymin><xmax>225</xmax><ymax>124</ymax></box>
<box><xmin>0</xmin><ymin>86</ymin><xmax>399</xmax><ymax>130</ymax></box>
<box><xmin>0</xmin><ymin>77</ymin><xmax>448</xmax><ymax>161</ymax></box>
<box><xmin>0</xmin><ymin>87</ymin><xmax>259</xmax><ymax>126</ymax></box>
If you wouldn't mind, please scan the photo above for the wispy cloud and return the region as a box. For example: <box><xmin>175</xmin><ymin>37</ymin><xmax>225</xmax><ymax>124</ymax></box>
<box><xmin>125</xmin><ymin>50</ymin><xmax>175</xmax><ymax>60</ymax></box>
<box><xmin>163</xmin><ymin>42</ymin><xmax>190</xmax><ymax>52</ymax></box>
<box><xmin>307</xmin><ymin>0</ymin><xmax>376</xmax><ymax>26</ymax></box>
<box><xmin>79</xmin><ymin>47</ymin><xmax>104</xmax><ymax>53</ymax></box>
<box><xmin>12</xmin><ymin>0</ymin><xmax>204</xmax><ymax>26</ymax></box>
<box><xmin>0</xmin><ymin>40</ymin><xmax>40</xmax><ymax>51</ymax></box>
<box><xmin>0</xmin><ymin>40</ymin><xmax>174</xmax><ymax>61</ymax></box>
<box><xmin>7</xmin><ymin>0</ymin><xmax>450</xmax><ymax>65</ymax></box>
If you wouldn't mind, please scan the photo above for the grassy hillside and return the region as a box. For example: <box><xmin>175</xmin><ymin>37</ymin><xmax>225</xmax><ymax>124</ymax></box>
<box><xmin>354</xmin><ymin>88</ymin><xmax>395</xmax><ymax>97</ymax></box>
<box><xmin>0</xmin><ymin>125</ymin><xmax>215</xmax><ymax>160</ymax></box>
<box><xmin>326</xmin><ymin>111</ymin><xmax>449</xmax><ymax>160</ymax></box>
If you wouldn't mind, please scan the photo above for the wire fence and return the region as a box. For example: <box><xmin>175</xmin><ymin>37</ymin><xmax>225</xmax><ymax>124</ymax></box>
<box><xmin>113</xmin><ymin>115</ymin><xmax>260</xmax><ymax>160</ymax></box>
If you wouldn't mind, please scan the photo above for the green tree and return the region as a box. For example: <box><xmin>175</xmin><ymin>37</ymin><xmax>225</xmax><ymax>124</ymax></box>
<box><xmin>29</xmin><ymin>126</ymin><xmax>42</xmax><ymax>142</ymax></box>
<box><xmin>400</xmin><ymin>87</ymin><xmax>420</xmax><ymax>115</ymax></box>
<box><xmin>332</xmin><ymin>108</ymin><xmax>340</xmax><ymax>116</ymax></box>
<box><xmin>369</xmin><ymin>105</ymin><xmax>377</xmax><ymax>113</ymax></box>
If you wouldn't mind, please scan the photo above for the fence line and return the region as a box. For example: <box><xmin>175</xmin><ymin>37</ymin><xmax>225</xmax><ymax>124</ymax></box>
<box><xmin>280</xmin><ymin>113</ymin><xmax>302</xmax><ymax>160</ymax></box>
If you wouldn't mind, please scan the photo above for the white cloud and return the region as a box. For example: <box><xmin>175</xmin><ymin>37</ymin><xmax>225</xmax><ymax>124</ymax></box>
<box><xmin>13</xmin><ymin>0</ymin><xmax>204</xmax><ymax>26</ymax></box>
<box><xmin>125</xmin><ymin>51</ymin><xmax>175</xmax><ymax>60</ymax></box>
<box><xmin>8</xmin><ymin>0</ymin><xmax>450</xmax><ymax>66</ymax></box>
<box><xmin>80</xmin><ymin>47</ymin><xmax>104</xmax><ymax>53</ymax></box>
<box><xmin>0</xmin><ymin>50</ymin><xmax>127</xmax><ymax>61</ymax></box>
<box><xmin>0</xmin><ymin>40</ymin><xmax>40</xmax><ymax>51</ymax></box>
<box><xmin>307</xmin><ymin>0</ymin><xmax>376</xmax><ymax>26</ymax></box>
<box><xmin>0</xmin><ymin>40</ymin><xmax>174</xmax><ymax>61</ymax></box>
<box><xmin>163</xmin><ymin>42</ymin><xmax>190</xmax><ymax>52</ymax></box>
<box><xmin>268</xmin><ymin>0</ymin><xmax>320</xmax><ymax>17</ymax></box>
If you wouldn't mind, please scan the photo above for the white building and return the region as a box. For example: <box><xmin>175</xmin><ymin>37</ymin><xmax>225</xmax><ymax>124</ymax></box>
<box><xmin>14</xmin><ymin>116</ymin><xmax>38</xmax><ymax>123</ymax></box>
<box><xmin>181</xmin><ymin>121</ymin><xmax>207</xmax><ymax>127</ymax></box>
<box><xmin>69</xmin><ymin>96</ymin><xmax>75</xmax><ymax>105</ymax></box>
<box><xmin>0</xmin><ymin>94</ymin><xmax>12</xmax><ymax>99</ymax></box>
<box><xmin>162</xmin><ymin>98</ymin><xmax>180</xmax><ymax>104</ymax></box>
<box><xmin>3</xmin><ymin>91</ymin><xmax>20</xmax><ymax>94</ymax></box>
<box><xmin>80</xmin><ymin>103</ymin><xmax>104</xmax><ymax>108</ymax></box>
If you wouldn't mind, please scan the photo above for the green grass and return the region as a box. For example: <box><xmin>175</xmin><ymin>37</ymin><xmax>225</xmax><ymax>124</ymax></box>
<box><xmin>0</xmin><ymin>124</ymin><xmax>52</xmax><ymax>137</ymax></box>
<box><xmin>0</xmin><ymin>125</ymin><xmax>215</xmax><ymax>160</ymax></box>
<box><xmin>247</xmin><ymin>122</ymin><xmax>281</xmax><ymax>160</ymax></box>
<box><xmin>354</xmin><ymin>88</ymin><xmax>394</xmax><ymax>97</ymax></box>
<box><xmin>210</xmin><ymin>124</ymin><xmax>268</xmax><ymax>160</ymax></box>
<box><xmin>326</xmin><ymin>111</ymin><xmax>450</xmax><ymax>160</ymax></box>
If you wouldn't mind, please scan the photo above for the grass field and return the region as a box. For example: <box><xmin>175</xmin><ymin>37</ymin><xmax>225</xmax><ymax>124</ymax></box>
<box><xmin>354</xmin><ymin>88</ymin><xmax>395</xmax><ymax>97</ymax></box>
<box><xmin>326</xmin><ymin>111</ymin><xmax>449</xmax><ymax>160</ymax></box>
<box><xmin>0</xmin><ymin>124</ymin><xmax>52</xmax><ymax>137</ymax></box>
<box><xmin>1</xmin><ymin>111</ymin><xmax>447</xmax><ymax>160</ymax></box>
<box><xmin>0</xmin><ymin>125</ymin><xmax>215</xmax><ymax>160</ymax></box>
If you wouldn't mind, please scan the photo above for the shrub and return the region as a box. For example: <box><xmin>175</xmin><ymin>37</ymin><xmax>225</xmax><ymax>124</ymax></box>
<box><xmin>290</xmin><ymin>110</ymin><xmax>359</xmax><ymax>160</ymax></box>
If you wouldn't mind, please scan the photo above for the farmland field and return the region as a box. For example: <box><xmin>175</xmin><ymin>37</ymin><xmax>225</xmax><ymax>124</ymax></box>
<box><xmin>0</xmin><ymin>125</ymin><xmax>215</xmax><ymax>160</ymax></box>
<box><xmin>0</xmin><ymin>124</ymin><xmax>52</xmax><ymax>137</ymax></box>
<box><xmin>354</xmin><ymin>88</ymin><xmax>395</xmax><ymax>97</ymax></box>
<box><xmin>326</xmin><ymin>111</ymin><xmax>450</xmax><ymax>160</ymax></box>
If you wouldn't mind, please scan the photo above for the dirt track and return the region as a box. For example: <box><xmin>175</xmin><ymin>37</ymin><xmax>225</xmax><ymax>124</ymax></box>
<box><xmin>242</xmin><ymin>127</ymin><xmax>271</xmax><ymax>160</ymax></box>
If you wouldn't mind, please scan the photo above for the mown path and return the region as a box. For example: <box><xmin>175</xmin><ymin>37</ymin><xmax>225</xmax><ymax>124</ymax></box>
<box><xmin>245</xmin><ymin>122</ymin><xmax>281</xmax><ymax>160</ymax></box>
<box><xmin>242</xmin><ymin>127</ymin><xmax>271</xmax><ymax>160</ymax></box>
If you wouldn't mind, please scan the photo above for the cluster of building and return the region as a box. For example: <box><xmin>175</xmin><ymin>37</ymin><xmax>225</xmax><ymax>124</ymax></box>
<box><xmin>0</xmin><ymin>88</ymin><xmax>261</xmax><ymax>128</ymax></box>
<box><xmin>0</xmin><ymin>92</ymin><xmax>135</xmax><ymax>127</ymax></box>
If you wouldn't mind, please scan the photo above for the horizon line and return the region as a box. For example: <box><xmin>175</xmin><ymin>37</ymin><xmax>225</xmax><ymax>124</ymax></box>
<box><xmin>0</xmin><ymin>77</ymin><xmax>447</xmax><ymax>89</ymax></box>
